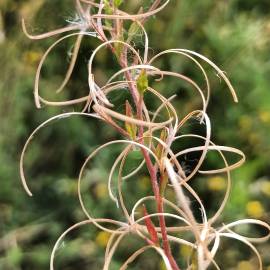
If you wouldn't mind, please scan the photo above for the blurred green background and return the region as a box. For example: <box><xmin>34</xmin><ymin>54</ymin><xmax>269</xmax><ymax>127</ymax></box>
<box><xmin>0</xmin><ymin>0</ymin><xmax>270</xmax><ymax>269</ymax></box>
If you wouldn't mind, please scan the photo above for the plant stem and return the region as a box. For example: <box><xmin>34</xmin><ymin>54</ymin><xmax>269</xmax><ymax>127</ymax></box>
<box><xmin>143</xmin><ymin>149</ymin><xmax>181</xmax><ymax>270</ymax></box>
<box><xmin>118</xmin><ymin>59</ymin><xmax>180</xmax><ymax>268</ymax></box>
<box><xmin>113</xmin><ymin>12</ymin><xmax>180</xmax><ymax>269</ymax></box>
<box><xmin>136</xmin><ymin>97</ymin><xmax>181</xmax><ymax>270</ymax></box>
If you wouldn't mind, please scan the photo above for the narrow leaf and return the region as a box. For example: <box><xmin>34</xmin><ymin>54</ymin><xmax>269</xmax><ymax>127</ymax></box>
<box><xmin>114</xmin><ymin>35</ymin><xmax>124</xmax><ymax>60</ymax></box>
<box><xmin>128</xmin><ymin>21</ymin><xmax>140</xmax><ymax>41</ymax></box>
<box><xmin>104</xmin><ymin>0</ymin><xmax>113</xmax><ymax>28</ymax></box>
<box><xmin>155</xmin><ymin>129</ymin><xmax>167</xmax><ymax>160</ymax></box>
<box><xmin>159</xmin><ymin>170</ymin><xmax>169</xmax><ymax>196</ymax></box>
<box><xmin>125</xmin><ymin>100</ymin><xmax>137</xmax><ymax>139</ymax></box>
<box><xmin>114</xmin><ymin>0</ymin><xmax>123</xmax><ymax>7</ymax></box>
<box><xmin>136</xmin><ymin>69</ymin><xmax>148</xmax><ymax>96</ymax></box>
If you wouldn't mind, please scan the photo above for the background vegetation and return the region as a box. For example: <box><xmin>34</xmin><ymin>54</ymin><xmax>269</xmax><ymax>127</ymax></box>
<box><xmin>0</xmin><ymin>0</ymin><xmax>269</xmax><ymax>269</ymax></box>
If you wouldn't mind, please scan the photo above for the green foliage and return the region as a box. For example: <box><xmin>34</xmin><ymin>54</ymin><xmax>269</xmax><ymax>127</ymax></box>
<box><xmin>136</xmin><ymin>69</ymin><xmax>149</xmax><ymax>96</ymax></box>
<box><xmin>114</xmin><ymin>0</ymin><xmax>123</xmax><ymax>8</ymax></box>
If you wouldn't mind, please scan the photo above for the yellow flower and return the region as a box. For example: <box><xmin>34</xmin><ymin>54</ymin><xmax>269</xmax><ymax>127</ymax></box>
<box><xmin>95</xmin><ymin>231</ymin><xmax>111</xmax><ymax>248</ymax></box>
<box><xmin>261</xmin><ymin>181</ymin><xmax>270</xmax><ymax>196</ymax></box>
<box><xmin>23</xmin><ymin>51</ymin><xmax>42</xmax><ymax>65</ymax></box>
<box><xmin>179</xmin><ymin>245</ymin><xmax>193</xmax><ymax>258</ymax></box>
<box><xmin>95</xmin><ymin>183</ymin><xmax>108</xmax><ymax>199</ymax></box>
<box><xmin>248</xmin><ymin>133</ymin><xmax>260</xmax><ymax>145</ymax></box>
<box><xmin>239</xmin><ymin>116</ymin><xmax>252</xmax><ymax>131</ymax></box>
<box><xmin>139</xmin><ymin>176</ymin><xmax>151</xmax><ymax>191</ymax></box>
<box><xmin>179</xmin><ymin>245</ymin><xmax>197</xmax><ymax>269</ymax></box>
<box><xmin>259</xmin><ymin>111</ymin><xmax>270</xmax><ymax>124</ymax></box>
<box><xmin>207</xmin><ymin>176</ymin><xmax>226</xmax><ymax>191</ymax></box>
<box><xmin>237</xmin><ymin>261</ymin><xmax>254</xmax><ymax>270</ymax></box>
<box><xmin>246</xmin><ymin>201</ymin><xmax>264</xmax><ymax>218</ymax></box>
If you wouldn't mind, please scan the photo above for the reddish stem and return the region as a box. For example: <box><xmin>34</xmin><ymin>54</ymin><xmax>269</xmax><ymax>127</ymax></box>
<box><xmin>104</xmin><ymin>10</ymin><xmax>180</xmax><ymax>269</ymax></box>
<box><xmin>142</xmin><ymin>151</ymin><xmax>180</xmax><ymax>270</ymax></box>
<box><xmin>136</xmin><ymin>98</ymin><xmax>180</xmax><ymax>270</ymax></box>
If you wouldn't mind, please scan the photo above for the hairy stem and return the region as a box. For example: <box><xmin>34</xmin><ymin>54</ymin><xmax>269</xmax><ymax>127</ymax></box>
<box><xmin>107</xmin><ymin>7</ymin><xmax>181</xmax><ymax>269</ymax></box>
<box><xmin>136</xmin><ymin>96</ymin><xmax>181</xmax><ymax>270</ymax></box>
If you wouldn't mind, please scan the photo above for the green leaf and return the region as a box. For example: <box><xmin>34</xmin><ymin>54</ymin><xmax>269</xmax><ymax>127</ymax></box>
<box><xmin>7</xmin><ymin>247</ymin><xmax>23</xmax><ymax>266</ymax></box>
<box><xmin>114</xmin><ymin>0</ymin><xmax>123</xmax><ymax>7</ymax></box>
<box><xmin>155</xmin><ymin>129</ymin><xmax>167</xmax><ymax>160</ymax></box>
<box><xmin>104</xmin><ymin>0</ymin><xmax>113</xmax><ymax>14</ymax></box>
<box><xmin>127</xmin><ymin>21</ymin><xmax>140</xmax><ymax>41</ymax></box>
<box><xmin>125</xmin><ymin>100</ymin><xmax>137</xmax><ymax>139</ymax></box>
<box><xmin>136</xmin><ymin>69</ymin><xmax>148</xmax><ymax>96</ymax></box>
<box><xmin>114</xmin><ymin>40</ymin><xmax>124</xmax><ymax>60</ymax></box>
<box><xmin>104</xmin><ymin>0</ymin><xmax>113</xmax><ymax>28</ymax></box>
